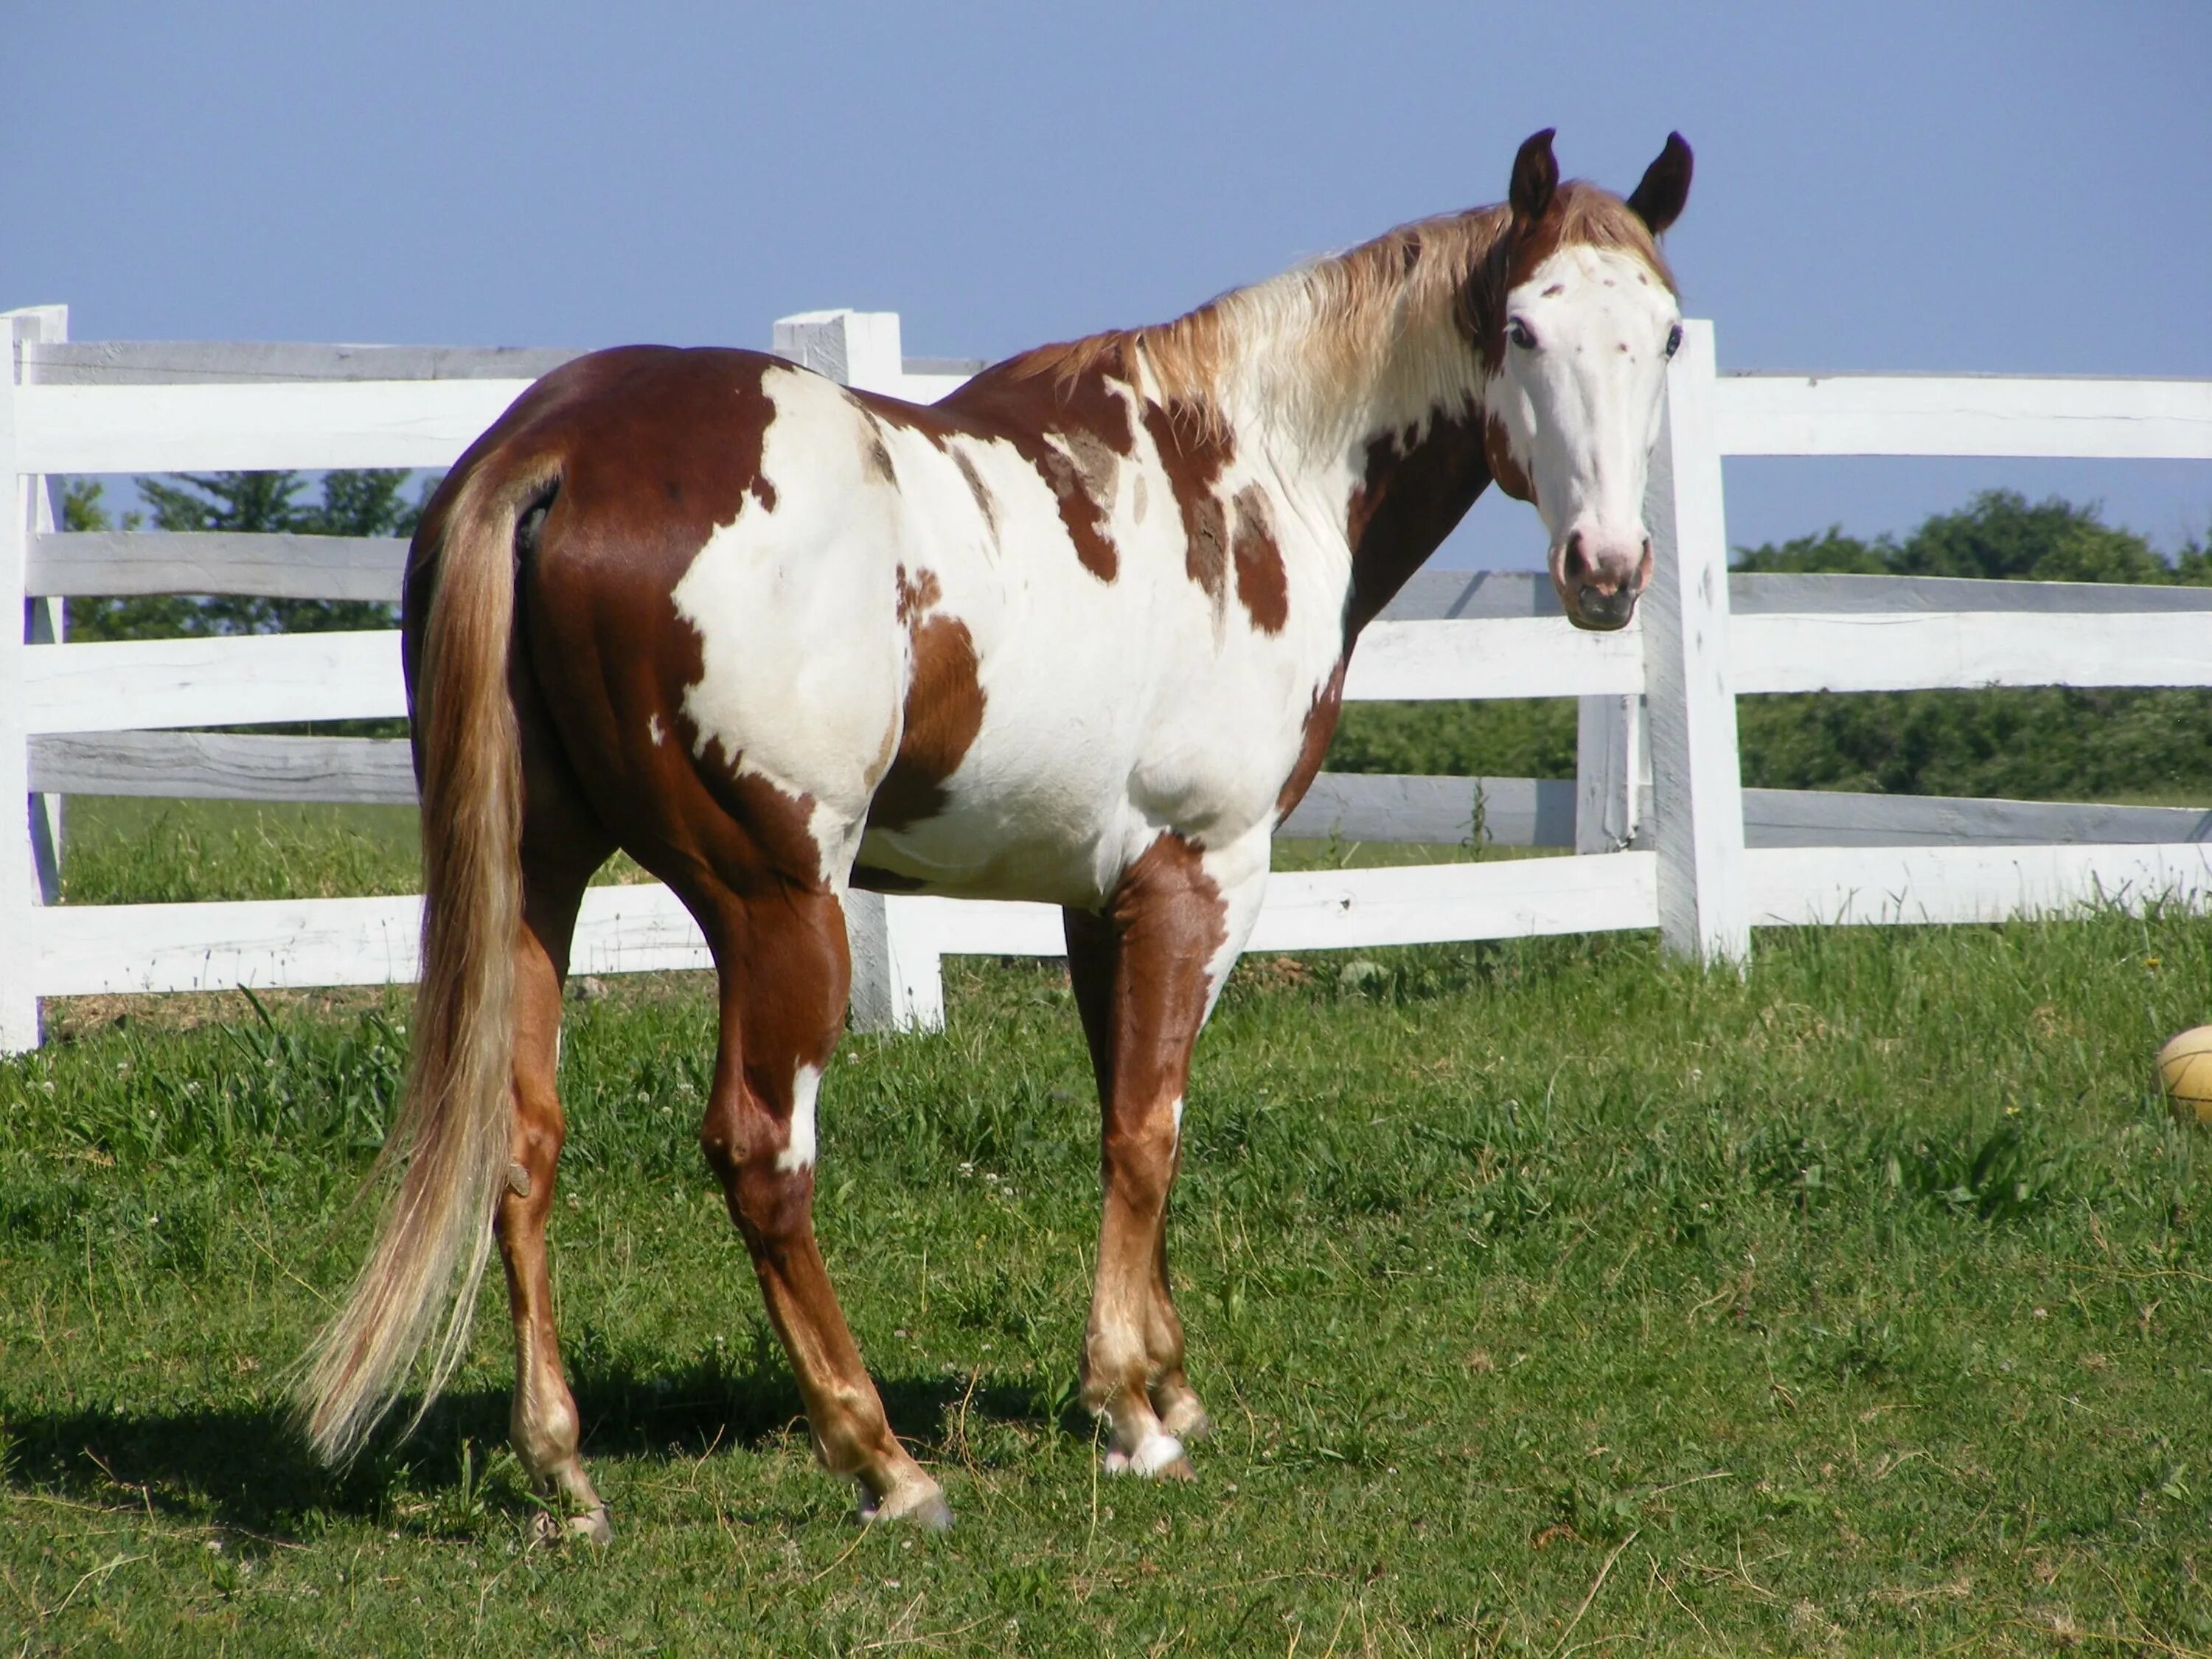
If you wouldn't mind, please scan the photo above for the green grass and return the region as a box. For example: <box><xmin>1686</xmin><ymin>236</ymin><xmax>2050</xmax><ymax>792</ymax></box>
<box><xmin>55</xmin><ymin>796</ymin><xmax>1523</xmax><ymax>910</ymax></box>
<box><xmin>5</xmin><ymin>902</ymin><xmax>2212</xmax><ymax>1654</ymax></box>
<box><xmin>56</xmin><ymin>798</ymin><xmax>654</xmax><ymax>907</ymax></box>
<box><xmin>56</xmin><ymin>798</ymin><xmax>424</xmax><ymax>905</ymax></box>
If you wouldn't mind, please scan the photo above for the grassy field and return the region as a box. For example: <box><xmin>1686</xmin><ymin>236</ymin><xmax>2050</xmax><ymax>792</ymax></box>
<box><xmin>5</xmin><ymin>807</ymin><xmax>2212</xmax><ymax>1654</ymax></box>
<box><xmin>49</xmin><ymin>796</ymin><xmax>1509</xmax><ymax>911</ymax></box>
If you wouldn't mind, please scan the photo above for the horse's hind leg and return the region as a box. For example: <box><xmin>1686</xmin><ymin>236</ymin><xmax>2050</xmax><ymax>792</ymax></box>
<box><xmin>497</xmin><ymin>705</ymin><xmax>616</xmax><ymax>1543</ymax></box>
<box><xmin>689</xmin><ymin>877</ymin><xmax>950</xmax><ymax>1528</ymax></box>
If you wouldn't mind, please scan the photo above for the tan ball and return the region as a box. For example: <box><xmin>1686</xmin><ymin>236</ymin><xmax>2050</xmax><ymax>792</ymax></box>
<box><xmin>2157</xmin><ymin>1026</ymin><xmax>2212</xmax><ymax>1125</ymax></box>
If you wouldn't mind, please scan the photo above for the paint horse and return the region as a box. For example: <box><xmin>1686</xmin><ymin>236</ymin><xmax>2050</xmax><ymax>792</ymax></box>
<box><xmin>299</xmin><ymin>128</ymin><xmax>1692</xmax><ymax>1537</ymax></box>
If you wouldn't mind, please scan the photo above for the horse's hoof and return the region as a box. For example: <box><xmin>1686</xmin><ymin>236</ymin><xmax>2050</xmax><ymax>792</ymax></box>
<box><xmin>1158</xmin><ymin>1397</ymin><xmax>1211</xmax><ymax>1442</ymax></box>
<box><xmin>1104</xmin><ymin>1430</ymin><xmax>1189</xmax><ymax>1479</ymax></box>
<box><xmin>530</xmin><ymin>1506</ymin><xmax>613</xmax><ymax>1548</ymax></box>
<box><xmin>858</xmin><ymin>1479</ymin><xmax>953</xmax><ymax>1531</ymax></box>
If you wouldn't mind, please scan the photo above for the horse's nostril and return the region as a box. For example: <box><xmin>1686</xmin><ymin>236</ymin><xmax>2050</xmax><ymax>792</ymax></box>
<box><xmin>1565</xmin><ymin>529</ymin><xmax>1587</xmax><ymax>578</ymax></box>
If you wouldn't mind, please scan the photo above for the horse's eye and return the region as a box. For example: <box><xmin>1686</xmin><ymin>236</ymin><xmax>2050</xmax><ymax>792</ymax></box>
<box><xmin>1508</xmin><ymin>319</ymin><xmax>1537</xmax><ymax>350</ymax></box>
<box><xmin>1665</xmin><ymin>323</ymin><xmax>1684</xmax><ymax>358</ymax></box>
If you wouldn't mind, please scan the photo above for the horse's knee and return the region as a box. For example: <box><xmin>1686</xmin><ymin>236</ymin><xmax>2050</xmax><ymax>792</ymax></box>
<box><xmin>1102</xmin><ymin>1108</ymin><xmax>1180</xmax><ymax>1210</ymax></box>
<box><xmin>700</xmin><ymin>1101</ymin><xmax>814</xmax><ymax>1247</ymax></box>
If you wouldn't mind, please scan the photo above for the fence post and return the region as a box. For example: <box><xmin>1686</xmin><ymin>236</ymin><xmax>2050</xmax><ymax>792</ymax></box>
<box><xmin>1641</xmin><ymin>319</ymin><xmax>1750</xmax><ymax>966</ymax></box>
<box><xmin>772</xmin><ymin>309</ymin><xmax>946</xmax><ymax>1032</ymax></box>
<box><xmin>18</xmin><ymin>310</ymin><xmax>66</xmax><ymax>905</ymax></box>
<box><xmin>843</xmin><ymin>890</ymin><xmax>947</xmax><ymax>1032</ymax></box>
<box><xmin>1574</xmin><ymin>693</ymin><xmax>1646</xmax><ymax>853</ymax></box>
<box><xmin>771</xmin><ymin>309</ymin><xmax>905</xmax><ymax>395</ymax></box>
<box><xmin>1</xmin><ymin>305</ymin><xmax>68</xmax><ymax>1051</ymax></box>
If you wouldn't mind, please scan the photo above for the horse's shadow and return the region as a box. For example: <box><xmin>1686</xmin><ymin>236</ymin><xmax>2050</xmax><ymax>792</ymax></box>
<box><xmin>1</xmin><ymin>1358</ymin><xmax>1055</xmax><ymax>1543</ymax></box>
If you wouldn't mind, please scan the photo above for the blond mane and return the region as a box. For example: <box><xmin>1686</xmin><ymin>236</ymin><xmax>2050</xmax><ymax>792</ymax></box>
<box><xmin>998</xmin><ymin>184</ymin><xmax>1674</xmax><ymax>448</ymax></box>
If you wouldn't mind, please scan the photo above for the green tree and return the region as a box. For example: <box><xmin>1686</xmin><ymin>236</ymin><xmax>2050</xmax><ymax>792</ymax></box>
<box><xmin>1733</xmin><ymin>489</ymin><xmax>2197</xmax><ymax>585</ymax></box>
<box><xmin>1731</xmin><ymin>492</ymin><xmax>2212</xmax><ymax>801</ymax></box>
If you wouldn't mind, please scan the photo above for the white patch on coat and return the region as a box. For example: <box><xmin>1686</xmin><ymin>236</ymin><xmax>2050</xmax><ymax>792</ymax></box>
<box><xmin>1197</xmin><ymin>830</ymin><xmax>1273</xmax><ymax>1023</ymax></box>
<box><xmin>778</xmin><ymin>1062</ymin><xmax>823</xmax><ymax>1172</ymax></box>
<box><xmin>647</xmin><ymin>712</ymin><xmax>665</xmax><ymax>747</ymax></box>
<box><xmin>670</xmin><ymin>365</ymin><xmax>904</xmax><ymax>888</ymax></box>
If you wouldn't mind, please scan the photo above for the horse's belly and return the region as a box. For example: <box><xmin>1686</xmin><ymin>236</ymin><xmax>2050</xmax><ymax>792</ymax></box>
<box><xmin>855</xmin><ymin>685</ymin><xmax>1298</xmax><ymax>907</ymax></box>
<box><xmin>855</xmin><ymin>742</ymin><xmax>1138</xmax><ymax>906</ymax></box>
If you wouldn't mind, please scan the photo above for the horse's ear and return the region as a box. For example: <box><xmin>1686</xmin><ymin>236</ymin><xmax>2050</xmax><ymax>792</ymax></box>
<box><xmin>1627</xmin><ymin>132</ymin><xmax>1693</xmax><ymax>235</ymax></box>
<box><xmin>1509</xmin><ymin>128</ymin><xmax>1559</xmax><ymax>226</ymax></box>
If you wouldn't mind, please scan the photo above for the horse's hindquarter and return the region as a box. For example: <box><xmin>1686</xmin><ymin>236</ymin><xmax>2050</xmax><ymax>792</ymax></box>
<box><xmin>853</xmin><ymin>387</ymin><xmax>1349</xmax><ymax>907</ymax></box>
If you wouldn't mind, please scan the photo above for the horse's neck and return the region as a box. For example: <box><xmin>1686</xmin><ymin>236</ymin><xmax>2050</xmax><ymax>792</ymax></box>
<box><xmin>1203</xmin><ymin>311</ymin><xmax>1496</xmax><ymax>645</ymax></box>
<box><xmin>1233</xmin><ymin>393</ymin><xmax>1495</xmax><ymax>646</ymax></box>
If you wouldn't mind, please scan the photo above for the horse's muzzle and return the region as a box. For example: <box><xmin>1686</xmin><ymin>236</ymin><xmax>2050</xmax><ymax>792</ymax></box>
<box><xmin>1571</xmin><ymin>584</ymin><xmax>1640</xmax><ymax>630</ymax></box>
<box><xmin>1555</xmin><ymin>529</ymin><xmax>1652</xmax><ymax>632</ymax></box>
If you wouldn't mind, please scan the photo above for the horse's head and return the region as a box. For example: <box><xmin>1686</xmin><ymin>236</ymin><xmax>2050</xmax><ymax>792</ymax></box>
<box><xmin>1475</xmin><ymin>129</ymin><xmax>1692</xmax><ymax>631</ymax></box>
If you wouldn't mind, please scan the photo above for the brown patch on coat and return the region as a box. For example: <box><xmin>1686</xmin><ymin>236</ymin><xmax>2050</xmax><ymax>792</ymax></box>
<box><xmin>953</xmin><ymin>449</ymin><xmax>998</xmax><ymax>537</ymax></box>
<box><xmin>1482</xmin><ymin>413</ymin><xmax>1537</xmax><ymax>506</ymax></box>
<box><xmin>1035</xmin><ymin>445</ymin><xmax>1121</xmax><ymax>581</ymax></box>
<box><xmin>865</xmin><ymin>434</ymin><xmax>896</xmax><ymax>484</ymax></box>
<box><xmin>863</xmin><ymin>351</ymin><xmax>1136</xmax><ymax>582</ymax></box>
<box><xmin>894</xmin><ymin>564</ymin><xmax>942</xmax><ymax>625</ymax></box>
<box><xmin>867</xmin><ymin>574</ymin><xmax>987</xmax><ymax>834</ymax></box>
<box><xmin>1274</xmin><ymin>656</ymin><xmax>1348</xmax><ymax>822</ymax></box>
<box><xmin>1064</xmin><ymin>427</ymin><xmax>1121</xmax><ymax>505</ymax></box>
<box><xmin>1341</xmin><ymin>406</ymin><xmax>1492</xmax><ymax>639</ymax></box>
<box><xmin>1229</xmin><ymin>485</ymin><xmax>1287</xmax><ymax>634</ymax></box>
<box><xmin>1140</xmin><ymin>400</ymin><xmax>1236</xmax><ymax>610</ymax></box>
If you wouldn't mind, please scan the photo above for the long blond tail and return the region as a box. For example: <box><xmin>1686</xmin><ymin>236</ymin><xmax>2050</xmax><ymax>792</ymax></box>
<box><xmin>296</xmin><ymin>455</ymin><xmax>558</xmax><ymax>1463</ymax></box>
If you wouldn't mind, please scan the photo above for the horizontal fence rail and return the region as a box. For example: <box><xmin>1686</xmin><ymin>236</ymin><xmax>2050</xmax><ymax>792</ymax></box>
<box><xmin>22</xmin><ymin>630</ymin><xmax>404</xmax><ymax>734</ymax></box>
<box><xmin>3</xmin><ymin>302</ymin><xmax>2208</xmax><ymax>1050</ymax></box>
<box><xmin>1715</xmin><ymin>373</ymin><xmax>2212</xmax><ymax>460</ymax></box>
<box><xmin>29</xmin><ymin>731</ymin><xmax>417</xmax><ymax>805</ymax></box>
<box><xmin>29</xmin><ymin>736</ymin><xmax>2206</xmax><ymax>853</ymax></box>
<box><xmin>28</xmin><ymin>531</ymin><xmax>408</xmax><ymax>600</ymax></box>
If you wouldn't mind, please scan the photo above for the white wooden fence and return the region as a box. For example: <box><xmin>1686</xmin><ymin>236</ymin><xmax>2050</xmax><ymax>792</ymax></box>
<box><xmin>4</xmin><ymin>304</ymin><xmax>2210</xmax><ymax>1051</ymax></box>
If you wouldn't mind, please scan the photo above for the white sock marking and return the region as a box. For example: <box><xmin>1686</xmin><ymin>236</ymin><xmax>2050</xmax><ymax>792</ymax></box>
<box><xmin>778</xmin><ymin>1062</ymin><xmax>822</xmax><ymax>1171</ymax></box>
<box><xmin>1106</xmin><ymin>1430</ymin><xmax>1185</xmax><ymax>1477</ymax></box>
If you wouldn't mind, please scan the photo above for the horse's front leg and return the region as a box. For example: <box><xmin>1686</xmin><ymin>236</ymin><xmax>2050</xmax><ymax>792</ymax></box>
<box><xmin>1064</xmin><ymin>830</ymin><xmax>1267</xmax><ymax>1478</ymax></box>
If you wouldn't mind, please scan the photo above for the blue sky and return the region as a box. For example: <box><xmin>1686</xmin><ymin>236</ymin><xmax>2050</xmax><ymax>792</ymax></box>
<box><xmin>7</xmin><ymin>1</ymin><xmax>2207</xmax><ymax>566</ymax></box>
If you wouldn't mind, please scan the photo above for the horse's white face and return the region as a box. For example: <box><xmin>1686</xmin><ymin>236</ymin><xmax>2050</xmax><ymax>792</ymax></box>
<box><xmin>1490</xmin><ymin>243</ymin><xmax>1683</xmax><ymax>631</ymax></box>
